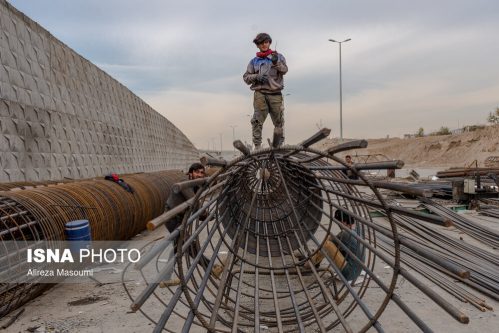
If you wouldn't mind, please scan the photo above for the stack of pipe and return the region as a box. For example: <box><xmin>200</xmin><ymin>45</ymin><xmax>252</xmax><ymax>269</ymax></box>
<box><xmin>0</xmin><ymin>170</ymin><xmax>185</xmax><ymax>318</ymax></box>
<box><xmin>436</xmin><ymin>168</ymin><xmax>499</xmax><ymax>178</ymax></box>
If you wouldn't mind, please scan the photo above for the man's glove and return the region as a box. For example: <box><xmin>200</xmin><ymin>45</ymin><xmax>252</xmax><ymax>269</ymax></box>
<box><xmin>255</xmin><ymin>73</ymin><xmax>269</xmax><ymax>83</ymax></box>
<box><xmin>271</xmin><ymin>51</ymin><xmax>278</xmax><ymax>64</ymax></box>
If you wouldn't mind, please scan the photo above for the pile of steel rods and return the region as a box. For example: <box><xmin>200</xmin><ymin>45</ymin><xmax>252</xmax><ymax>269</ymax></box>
<box><xmin>403</xmin><ymin>182</ymin><xmax>453</xmax><ymax>199</ymax></box>
<box><xmin>479</xmin><ymin>206</ymin><xmax>499</xmax><ymax>219</ymax></box>
<box><xmin>422</xmin><ymin>200</ymin><xmax>499</xmax><ymax>248</ymax></box>
<box><xmin>0</xmin><ymin>170</ymin><xmax>185</xmax><ymax>318</ymax></box>
<box><xmin>377</xmin><ymin>234</ymin><xmax>494</xmax><ymax>311</ymax></box>
<box><xmin>436</xmin><ymin>168</ymin><xmax>499</xmax><ymax>178</ymax></box>
<box><xmin>126</xmin><ymin>129</ymin><xmax>498</xmax><ymax>333</ymax></box>
<box><xmin>371</xmin><ymin>203</ymin><xmax>499</xmax><ymax>303</ymax></box>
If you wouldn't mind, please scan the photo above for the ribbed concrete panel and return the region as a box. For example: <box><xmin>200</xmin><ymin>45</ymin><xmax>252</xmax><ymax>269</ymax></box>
<box><xmin>0</xmin><ymin>0</ymin><xmax>198</xmax><ymax>182</ymax></box>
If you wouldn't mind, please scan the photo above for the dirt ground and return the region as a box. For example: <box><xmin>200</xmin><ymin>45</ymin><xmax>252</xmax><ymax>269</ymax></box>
<box><xmin>317</xmin><ymin>124</ymin><xmax>499</xmax><ymax>168</ymax></box>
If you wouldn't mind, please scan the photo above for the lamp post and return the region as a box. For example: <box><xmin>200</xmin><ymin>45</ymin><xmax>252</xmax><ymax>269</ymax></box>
<box><xmin>219</xmin><ymin>133</ymin><xmax>223</xmax><ymax>154</ymax></box>
<box><xmin>229</xmin><ymin>125</ymin><xmax>237</xmax><ymax>154</ymax></box>
<box><xmin>328</xmin><ymin>38</ymin><xmax>351</xmax><ymax>141</ymax></box>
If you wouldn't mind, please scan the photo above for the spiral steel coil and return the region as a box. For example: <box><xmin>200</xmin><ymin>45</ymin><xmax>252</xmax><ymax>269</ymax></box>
<box><xmin>125</xmin><ymin>133</ymin><xmax>413</xmax><ymax>333</ymax></box>
<box><xmin>0</xmin><ymin>170</ymin><xmax>185</xmax><ymax>318</ymax></box>
<box><xmin>125</xmin><ymin>130</ymin><xmax>490</xmax><ymax>332</ymax></box>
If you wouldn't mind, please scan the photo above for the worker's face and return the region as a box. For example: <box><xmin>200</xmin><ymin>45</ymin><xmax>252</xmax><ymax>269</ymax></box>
<box><xmin>190</xmin><ymin>168</ymin><xmax>206</xmax><ymax>180</ymax></box>
<box><xmin>257</xmin><ymin>40</ymin><xmax>271</xmax><ymax>52</ymax></box>
<box><xmin>345</xmin><ymin>156</ymin><xmax>352</xmax><ymax>164</ymax></box>
<box><xmin>341</xmin><ymin>221</ymin><xmax>354</xmax><ymax>230</ymax></box>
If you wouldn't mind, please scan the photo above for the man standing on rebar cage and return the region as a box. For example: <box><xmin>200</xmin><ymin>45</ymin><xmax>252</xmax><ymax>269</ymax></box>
<box><xmin>243</xmin><ymin>33</ymin><xmax>288</xmax><ymax>150</ymax></box>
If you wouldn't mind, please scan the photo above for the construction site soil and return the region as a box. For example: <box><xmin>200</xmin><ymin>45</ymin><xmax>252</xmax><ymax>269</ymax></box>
<box><xmin>318</xmin><ymin>124</ymin><xmax>499</xmax><ymax>168</ymax></box>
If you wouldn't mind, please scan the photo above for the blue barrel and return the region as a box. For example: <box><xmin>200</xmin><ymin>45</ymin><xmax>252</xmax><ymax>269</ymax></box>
<box><xmin>65</xmin><ymin>220</ymin><xmax>92</xmax><ymax>253</ymax></box>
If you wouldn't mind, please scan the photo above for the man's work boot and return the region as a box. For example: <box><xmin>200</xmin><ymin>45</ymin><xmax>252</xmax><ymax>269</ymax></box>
<box><xmin>159</xmin><ymin>277</ymin><xmax>181</xmax><ymax>288</ymax></box>
<box><xmin>211</xmin><ymin>256</ymin><xmax>230</xmax><ymax>279</ymax></box>
<box><xmin>211</xmin><ymin>264</ymin><xmax>224</xmax><ymax>279</ymax></box>
<box><xmin>304</xmin><ymin>250</ymin><xmax>325</xmax><ymax>270</ymax></box>
<box><xmin>292</xmin><ymin>249</ymin><xmax>305</xmax><ymax>260</ymax></box>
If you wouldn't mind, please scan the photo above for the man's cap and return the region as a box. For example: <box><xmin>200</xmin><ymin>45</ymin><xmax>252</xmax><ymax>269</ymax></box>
<box><xmin>253</xmin><ymin>33</ymin><xmax>272</xmax><ymax>45</ymax></box>
<box><xmin>334</xmin><ymin>209</ymin><xmax>355</xmax><ymax>225</ymax></box>
<box><xmin>188</xmin><ymin>162</ymin><xmax>205</xmax><ymax>174</ymax></box>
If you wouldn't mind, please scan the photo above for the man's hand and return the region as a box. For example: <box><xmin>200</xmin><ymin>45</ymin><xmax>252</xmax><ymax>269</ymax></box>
<box><xmin>271</xmin><ymin>51</ymin><xmax>279</xmax><ymax>64</ymax></box>
<box><xmin>256</xmin><ymin>73</ymin><xmax>269</xmax><ymax>83</ymax></box>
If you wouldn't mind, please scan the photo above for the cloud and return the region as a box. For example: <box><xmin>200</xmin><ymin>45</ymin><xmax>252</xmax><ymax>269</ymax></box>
<box><xmin>8</xmin><ymin>0</ymin><xmax>499</xmax><ymax>149</ymax></box>
<box><xmin>142</xmin><ymin>89</ymin><xmax>252</xmax><ymax>150</ymax></box>
<box><xmin>345</xmin><ymin>78</ymin><xmax>498</xmax><ymax>138</ymax></box>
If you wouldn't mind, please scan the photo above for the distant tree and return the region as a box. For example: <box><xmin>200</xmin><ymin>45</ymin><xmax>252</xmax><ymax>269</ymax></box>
<box><xmin>416</xmin><ymin>127</ymin><xmax>425</xmax><ymax>137</ymax></box>
<box><xmin>487</xmin><ymin>107</ymin><xmax>499</xmax><ymax>124</ymax></box>
<box><xmin>464</xmin><ymin>125</ymin><xmax>485</xmax><ymax>132</ymax></box>
<box><xmin>436</xmin><ymin>126</ymin><xmax>451</xmax><ymax>135</ymax></box>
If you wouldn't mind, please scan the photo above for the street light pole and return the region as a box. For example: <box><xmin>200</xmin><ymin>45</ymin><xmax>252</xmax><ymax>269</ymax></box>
<box><xmin>219</xmin><ymin>133</ymin><xmax>223</xmax><ymax>154</ymax></box>
<box><xmin>229</xmin><ymin>125</ymin><xmax>237</xmax><ymax>154</ymax></box>
<box><xmin>328</xmin><ymin>38</ymin><xmax>351</xmax><ymax>141</ymax></box>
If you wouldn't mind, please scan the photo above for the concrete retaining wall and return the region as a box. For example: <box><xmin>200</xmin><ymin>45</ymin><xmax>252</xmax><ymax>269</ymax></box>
<box><xmin>0</xmin><ymin>0</ymin><xmax>198</xmax><ymax>182</ymax></box>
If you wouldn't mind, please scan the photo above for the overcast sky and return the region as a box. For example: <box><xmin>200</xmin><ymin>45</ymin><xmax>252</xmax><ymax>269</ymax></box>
<box><xmin>9</xmin><ymin>0</ymin><xmax>499</xmax><ymax>150</ymax></box>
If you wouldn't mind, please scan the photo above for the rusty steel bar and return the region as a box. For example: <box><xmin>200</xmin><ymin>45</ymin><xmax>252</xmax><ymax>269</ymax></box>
<box><xmin>308</xmin><ymin>160</ymin><xmax>405</xmax><ymax>171</ymax></box>
<box><xmin>298</xmin><ymin>128</ymin><xmax>331</xmax><ymax>148</ymax></box>
<box><xmin>276</xmin><ymin>170</ymin><xmax>469</xmax><ymax>278</ymax></box>
<box><xmin>233</xmin><ymin>140</ymin><xmax>251</xmax><ymax>156</ymax></box>
<box><xmin>172</xmin><ymin>178</ymin><xmax>208</xmax><ymax>194</ymax></box>
<box><xmin>146</xmin><ymin>180</ymin><xmax>227</xmax><ymax>231</ymax></box>
<box><xmin>291</xmin><ymin>167</ymin><xmax>433</xmax><ymax>198</ymax></box>
<box><xmin>325</xmin><ymin>139</ymin><xmax>368</xmax><ymax>155</ymax></box>
<box><xmin>200</xmin><ymin>156</ymin><xmax>228</xmax><ymax>167</ymax></box>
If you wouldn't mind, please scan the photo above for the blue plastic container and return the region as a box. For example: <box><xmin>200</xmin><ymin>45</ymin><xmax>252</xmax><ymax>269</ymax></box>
<box><xmin>65</xmin><ymin>219</ymin><xmax>92</xmax><ymax>253</ymax></box>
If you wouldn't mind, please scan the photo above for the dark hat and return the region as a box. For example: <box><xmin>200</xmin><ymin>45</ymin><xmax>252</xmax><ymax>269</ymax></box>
<box><xmin>334</xmin><ymin>209</ymin><xmax>355</xmax><ymax>225</ymax></box>
<box><xmin>188</xmin><ymin>162</ymin><xmax>205</xmax><ymax>174</ymax></box>
<box><xmin>253</xmin><ymin>33</ymin><xmax>272</xmax><ymax>45</ymax></box>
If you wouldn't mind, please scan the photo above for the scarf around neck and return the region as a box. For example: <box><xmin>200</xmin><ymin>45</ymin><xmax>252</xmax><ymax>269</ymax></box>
<box><xmin>256</xmin><ymin>49</ymin><xmax>273</xmax><ymax>58</ymax></box>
